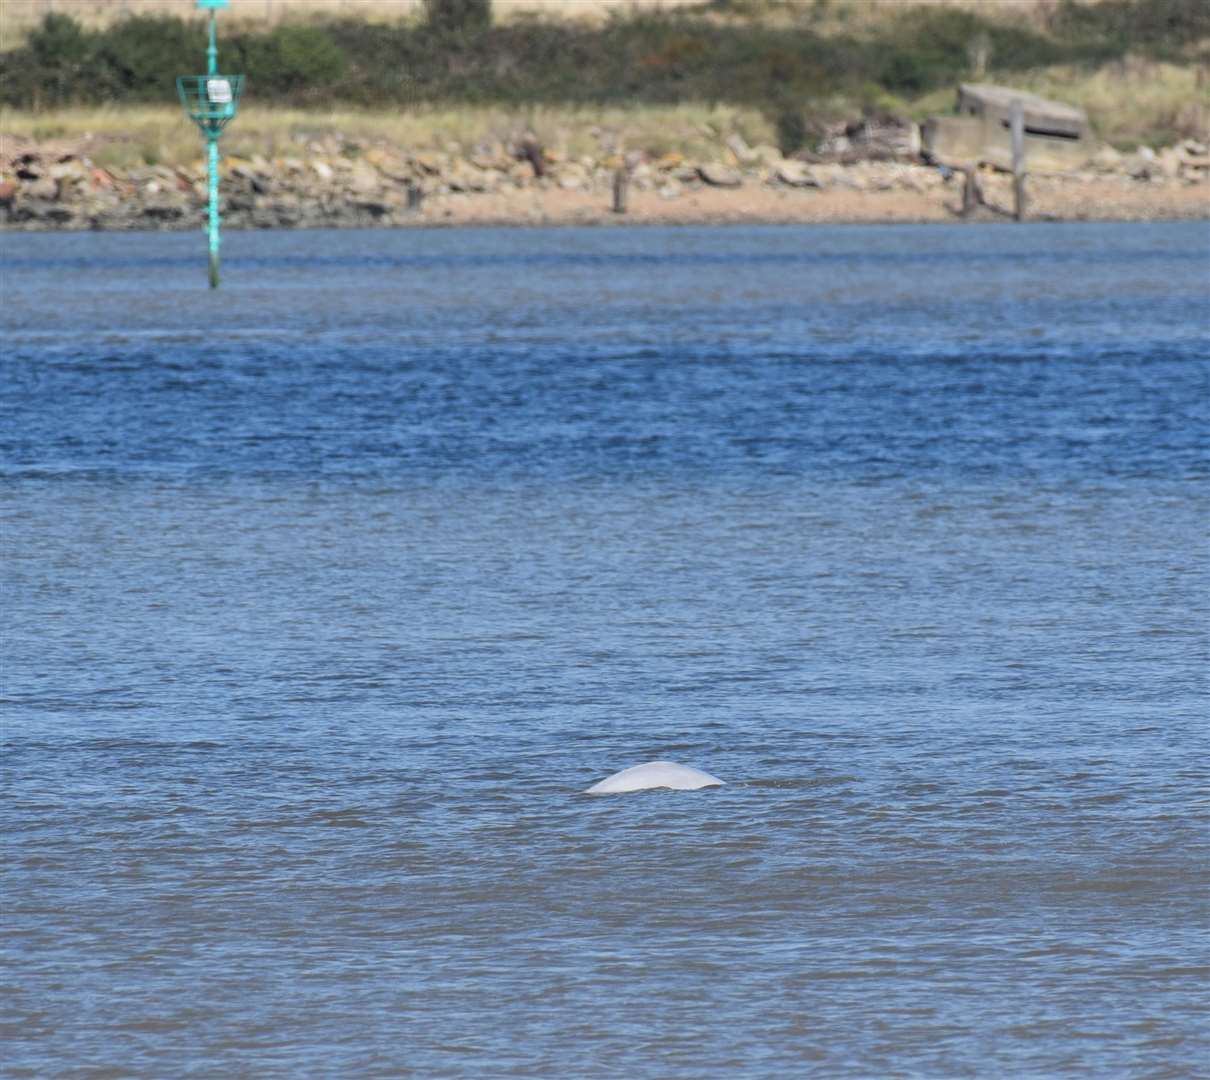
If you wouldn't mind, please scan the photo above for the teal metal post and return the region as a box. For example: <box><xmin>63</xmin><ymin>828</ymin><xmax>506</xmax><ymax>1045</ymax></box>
<box><xmin>207</xmin><ymin>8</ymin><xmax>218</xmax><ymax>77</ymax></box>
<box><xmin>208</xmin><ymin>138</ymin><xmax>221</xmax><ymax>288</ymax></box>
<box><xmin>206</xmin><ymin>9</ymin><xmax>221</xmax><ymax>288</ymax></box>
<box><xmin>179</xmin><ymin>0</ymin><xmax>239</xmax><ymax>289</ymax></box>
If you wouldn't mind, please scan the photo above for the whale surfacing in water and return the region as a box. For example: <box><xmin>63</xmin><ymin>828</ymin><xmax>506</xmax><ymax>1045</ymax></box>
<box><xmin>585</xmin><ymin>761</ymin><xmax>725</xmax><ymax>794</ymax></box>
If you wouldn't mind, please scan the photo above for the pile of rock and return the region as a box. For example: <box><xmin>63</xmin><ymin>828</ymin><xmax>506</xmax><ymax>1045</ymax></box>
<box><xmin>1088</xmin><ymin>139</ymin><xmax>1209</xmax><ymax>182</ymax></box>
<box><xmin>813</xmin><ymin>116</ymin><xmax>922</xmax><ymax>162</ymax></box>
<box><xmin>1</xmin><ymin>130</ymin><xmax>1205</xmax><ymax>231</ymax></box>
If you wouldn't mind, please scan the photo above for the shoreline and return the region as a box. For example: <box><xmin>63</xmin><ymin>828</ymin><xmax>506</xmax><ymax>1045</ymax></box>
<box><xmin>4</xmin><ymin>136</ymin><xmax>1207</xmax><ymax>232</ymax></box>
<box><xmin>396</xmin><ymin>180</ymin><xmax>1210</xmax><ymax>228</ymax></box>
<box><xmin>5</xmin><ymin>180</ymin><xmax>1206</xmax><ymax>232</ymax></box>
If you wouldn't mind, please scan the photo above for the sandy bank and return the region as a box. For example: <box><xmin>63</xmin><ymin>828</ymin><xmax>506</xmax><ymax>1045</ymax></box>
<box><xmin>413</xmin><ymin>177</ymin><xmax>1208</xmax><ymax>227</ymax></box>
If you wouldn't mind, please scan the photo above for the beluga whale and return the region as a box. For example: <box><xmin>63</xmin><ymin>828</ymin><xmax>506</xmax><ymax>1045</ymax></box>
<box><xmin>585</xmin><ymin>761</ymin><xmax>725</xmax><ymax>794</ymax></box>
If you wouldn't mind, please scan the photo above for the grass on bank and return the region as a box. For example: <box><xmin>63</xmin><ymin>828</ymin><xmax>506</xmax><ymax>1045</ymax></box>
<box><xmin>3</xmin><ymin>57</ymin><xmax>1203</xmax><ymax>172</ymax></box>
<box><xmin>0</xmin><ymin>102</ymin><xmax>780</xmax><ymax>171</ymax></box>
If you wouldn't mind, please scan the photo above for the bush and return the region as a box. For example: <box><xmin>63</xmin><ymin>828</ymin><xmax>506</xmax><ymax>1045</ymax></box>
<box><xmin>1</xmin><ymin>1</ymin><xmax>1204</xmax><ymax>112</ymax></box>
<box><xmin>879</xmin><ymin>7</ymin><xmax>1068</xmax><ymax>93</ymax></box>
<box><xmin>235</xmin><ymin>24</ymin><xmax>347</xmax><ymax>98</ymax></box>
<box><xmin>94</xmin><ymin>16</ymin><xmax>197</xmax><ymax>100</ymax></box>
<box><xmin>774</xmin><ymin>106</ymin><xmax>808</xmax><ymax>157</ymax></box>
<box><xmin>424</xmin><ymin>0</ymin><xmax>492</xmax><ymax>36</ymax></box>
<box><xmin>23</xmin><ymin>13</ymin><xmax>90</xmax><ymax>106</ymax></box>
<box><xmin>1050</xmin><ymin>0</ymin><xmax>1210</xmax><ymax>56</ymax></box>
<box><xmin>27</xmin><ymin>12</ymin><xmax>90</xmax><ymax>70</ymax></box>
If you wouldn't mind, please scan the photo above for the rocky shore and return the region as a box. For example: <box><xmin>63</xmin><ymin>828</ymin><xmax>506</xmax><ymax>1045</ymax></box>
<box><xmin>3</xmin><ymin>130</ymin><xmax>1207</xmax><ymax>231</ymax></box>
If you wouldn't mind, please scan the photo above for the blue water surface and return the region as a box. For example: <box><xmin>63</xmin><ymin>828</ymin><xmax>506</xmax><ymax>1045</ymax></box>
<box><xmin>2</xmin><ymin>222</ymin><xmax>1208</xmax><ymax>1079</ymax></box>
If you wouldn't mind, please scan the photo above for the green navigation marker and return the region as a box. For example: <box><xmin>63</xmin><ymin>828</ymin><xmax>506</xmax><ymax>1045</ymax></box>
<box><xmin>177</xmin><ymin>0</ymin><xmax>242</xmax><ymax>289</ymax></box>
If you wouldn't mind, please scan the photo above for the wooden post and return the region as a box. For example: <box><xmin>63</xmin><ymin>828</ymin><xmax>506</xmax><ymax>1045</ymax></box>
<box><xmin>1010</xmin><ymin>99</ymin><xmax>1027</xmax><ymax>223</ymax></box>
<box><xmin>612</xmin><ymin>167</ymin><xmax>629</xmax><ymax>214</ymax></box>
<box><xmin>520</xmin><ymin>135</ymin><xmax>546</xmax><ymax>179</ymax></box>
<box><xmin>961</xmin><ymin>165</ymin><xmax>981</xmax><ymax>217</ymax></box>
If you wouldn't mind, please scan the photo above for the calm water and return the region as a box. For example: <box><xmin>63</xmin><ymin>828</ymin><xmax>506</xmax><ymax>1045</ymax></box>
<box><xmin>2</xmin><ymin>223</ymin><xmax>1208</xmax><ymax>1079</ymax></box>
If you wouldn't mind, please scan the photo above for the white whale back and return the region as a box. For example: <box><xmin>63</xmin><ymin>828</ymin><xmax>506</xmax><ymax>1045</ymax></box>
<box><xmin>585</xmin><ymin>761</ymin><xmax>725</xmax><ymax>794</ymax></box>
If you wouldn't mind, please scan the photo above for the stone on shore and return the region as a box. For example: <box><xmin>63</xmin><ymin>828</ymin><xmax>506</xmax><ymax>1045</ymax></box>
<box><xmin>698</xmin><ymin>162</ymin><xmax>743</xmax><ymax>188</ymax></box>
<box><xmin>776</xmin><ymin>160</ymin><xmax>819</xmax><ymax>188</ymax></box>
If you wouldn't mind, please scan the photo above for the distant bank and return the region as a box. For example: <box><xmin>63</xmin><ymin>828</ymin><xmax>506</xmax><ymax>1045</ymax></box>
<box><xmin>3</xmin><ymin>131</ymin><xmax>1206</xmax><ymax>231</ymax></box>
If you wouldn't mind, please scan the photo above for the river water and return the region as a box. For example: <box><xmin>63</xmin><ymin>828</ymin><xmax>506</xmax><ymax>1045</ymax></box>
<box><xmin>2</xmin><ymin>223</ymin><xmax>1208</xmax><ymax>1078</ymax></box>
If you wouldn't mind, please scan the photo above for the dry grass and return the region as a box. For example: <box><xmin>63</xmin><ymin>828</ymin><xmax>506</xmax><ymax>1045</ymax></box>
<box><xmin>2</xmin><ymin>0</ymin><xmax>698</xmax><ymax>47</ymax></box>
<box><xmin>705</xmin><ymin>0</ymin><xmax>1101</xmax><ymax>33</ymax></box>
<box><xmin>2</xmin><ymin>104</ymin><xmax>205</xmax><ymax>167</ymax></box>
<box><xmin>0</xmin><ymin>101</ymin><xmax>778</xmax><ymax>167</ymax></box>
<box><xmin>0</xmin><ymin>1</ymin><xmax>741</xmax><ymax>52</ymax></box>
<box><xmin>0</xmin><ymin>0</ymin><xmax>1104</xmax><ymax>34</ymax></box>
<box><xmin>996</xmin><ymin>58</ymin><xmax>1207</xmax><ymax>147</ymax></box>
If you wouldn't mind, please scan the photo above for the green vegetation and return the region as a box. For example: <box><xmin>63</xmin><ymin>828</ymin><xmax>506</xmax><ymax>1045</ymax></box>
<box><xmin>1</xmin><ymin>0</ymin><xmax>1205</xmax><ymax>147</ymax></box>
<box><xmin>0</xmin><ymin>102</ymin><xmax>780</xmax><ymax>171</ymax></box>
<box><xmin>4</xmin><ymin>57</ymin><xmax>1198</xmax><ymax>168</ymax></box>
<box><xmin>424</xmin><ymin>0</ymin><xmax>494</xmax><ymax>37</ymax></box>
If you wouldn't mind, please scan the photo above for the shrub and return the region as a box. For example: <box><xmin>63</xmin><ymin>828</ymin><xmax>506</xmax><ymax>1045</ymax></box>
<box><xmin>1050</xmin><ymin>0</ymin><xmax>1210</xmax><ymax>57</ymax></box>
<box><xmin>235</xmin><ymin>24</ymin><xmax>347</xmax><ymax>98</ymax></box>
<box><xmin>23</xmin><ymin>14</ymin><xmax>91</xmax><ymax>106</ymax></box>
<box><xmin>424</xmin><ymin>0</ymin><xmax>492</xmax><ymax>37</ymax></box>
<box><xmin>94</xmin><ymin>16</ymin><xmax>197</xmax><ymax>100</ymax></box>
<box><xmin>27</xmin><ymin>12</ymin><xmax>90</xmax><ymax>70</ymax></box>
<box><xmin>774</xmin><ymin>106</ymin><xmax>808</xmax><ymax>156</ymax></box>
<box><xmin>1</xmin><ymin>0</ymin><xmax>1204</xmax><ymax>112</ymax></box>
